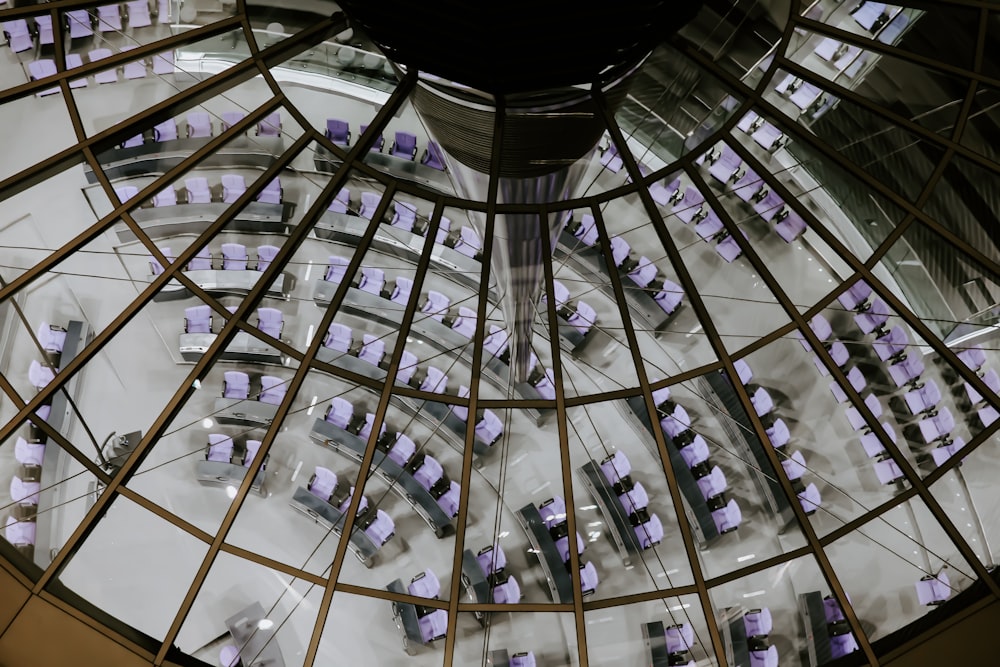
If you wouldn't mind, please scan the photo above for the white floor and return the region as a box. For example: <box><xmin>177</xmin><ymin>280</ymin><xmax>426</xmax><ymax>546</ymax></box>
<box><xmin>1</xmin><ymin>10</ymin><xmax>999</xmax><ymax>667</ymax></box>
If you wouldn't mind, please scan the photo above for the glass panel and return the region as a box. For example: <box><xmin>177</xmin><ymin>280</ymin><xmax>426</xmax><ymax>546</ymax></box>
<box><xmin>454</xmin><ymin>611</ymin><xmax>579</xmax><ymax>666</ymax></box>
<box><xmin>585</xmin><ymin>593</ymin><xmax>718</xmax><ymax>666</ymax></box>
<box><xmin>923</xmin><ymin>153</ymin><xmax>1000</xmax><ymax>269</ymax></box>
<box><xmin>173</xmin><ymin>550</ymin><xmax>323</xmax><ymax>667</ymax></box>
<box><xmin>54</xmin><ymin>493</ymin><xmax>209</xmax><ymax>641</ymax></box>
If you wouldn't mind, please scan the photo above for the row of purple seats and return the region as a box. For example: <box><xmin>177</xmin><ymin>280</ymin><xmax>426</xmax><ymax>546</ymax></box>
<box><xmin>323</xmin><ymin>399</ymin><xmax>461</xmax><ymax>518</ymax></box>
<box><xmin>324</xmin><ymin>120</ymin><xmax>445</xmax><ymax>170</ymax></box>
<box><xmin>3</xmin><ymin>4</ymin><xmax>157</xmax><ymax>55</ymax></box>
<box><xmin>147</xmin><ymin>244</ymin><xmax>278</xmax><ymax>274</ymax></box>
<box><xmin>406</xmin><ymin>569</ymin><xmax>449</xmax><ymax>642</ymax></box>
<box><xmin>306</xmin><ymin>465</ymin><xmax>396</xmax><ymax>546</ymax></box>
<box><xmin>653</xmin><ymin>386</ymin><xmax>746</xmax><ymax>532</ymax></box>
<box><xmin>736</xmin><ymin>111</ymin><xmax>786</xmax><ymax>152</ymax></box>
<box><xmin>599</xmin><ymin>450</ymin><xmax>664</xmax><ymax>548</ymax></box>
<box><xmin>205</xmin><ymin>433</ymin><xmax>266</xmax><ymax>470</ymax></box>
<box><xmin>141</xmin><ymin>175</ymin><xmax>282</xmax><ymax>207</ymax></box>
<box><xmin>822</xmin><ymin>595</ymin><xmax>861</xmax><ymax>659</ymax></box>
<box><xmin>469</xmin><ymin>544</ymin><xmax>522</xmax><ymax>604</ymax></box>
<box><xmin>454</xmin><ymin>386</ymin><xmax>505</xmax><ymax>447</ymax></box>
<box><xmin>538</xmin><ymin>496</ymin><xmax>600</xmax><ymax>595</ymax></box>
<box><xmin>322</xmin><ymin>322</ymin><xmax>386</xmax><ymax>367</ymax></box>
<box><xmin>665</xmin><ymin>185</ymin><xmax>749</xmax><ymax>261</ymax></box>
<box><xmin>220</xmin><ymin>371</ymin><xmax>286</xmax><ymax>406</ymax></box>
<box><xmin>182</xmin><ymin>305</ymin><xmax>283</xmax><ymax>339</ymax></box>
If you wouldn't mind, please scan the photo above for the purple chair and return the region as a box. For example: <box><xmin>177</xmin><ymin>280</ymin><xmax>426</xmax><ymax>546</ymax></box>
<box><xmin>397</xmin><ymin>350</ymin><xmax>420</xmax><ymax>385</ymax></box>
<box><xmin>256</xmin><ymin>245</ymin><xmax>279</xmax><ymax>271</ymax></box>
<box><xmin>5</xmin><ymin>517</ymin><xmax>36</xmax><ymax>547</ymax></box>
<box><xmin>185</xmin><ymin>178</ymin><xmax>211</xmax><ymax>204</ymax></box>
<box><xmin>653</xmin><ymin>280</ymin><xmax>684</xmax><ymax>314</ymax></box>
<box><xmin>775</xmin><ymin>210</ymin><xmax>807</xmax><ymax>242</ymax></box>
<box><xmin>905</xmin><ymin>380</ymin><xmax>942</xmax><ymax>416</ymax></box>
<box><xmin>918</xmin><ymin>407</ymin><xmax>955</xmax><ymax>444</ymax></box>
<box><xmin>308</xmin><ymin>466</ymin><xmax>338</xmax><ymax>501</ymax></box>
<box><xmin>359</xmin><ymin>191</ymin><xmax>381</xmax><ymax>220</ymax></box>
<box><xmin>360</xmin><ymin>123</ymin><xmax>384</xmax><ymax>151</ymax></box>
<box><xmin>258</xmin><ymin>375</ymin><xmax>286</xmax><ymax>405</ymax></box>
<box><xmin>634</xmin><ymin>513</ymin><xmax>664</xmax><ymax>548</ymax></box>
<box><xmin>221</xmin><ymin>111</ymin><xmax>246</xmax><ymax>132</ymax></box>
<box><xmin>436</xmin><ymin>481</ymin><xmax>461</xmax><ymax>518</ymax></box>
<box><xmin>696</xmin><ymin>466</ymin><xmax>727</xmax><ymax>500</ymax></box>
<box><xmin>125</xmin><ymin>0</ymin><xmax>152</xmax><ymax>27</ymax></box>
<box><xmin>256</xmin><ymin>112</ymin><xmax>281</xmax><ymax>136</ymax></box>
<box><xmin>752</xmin><ymin>188</ymin><xmax>785</xmax><ymax>221</ymax></box>
<box><xmin>649</xmin><ymin>176</ymin><xmax>681</xmax><ymax>206</ymax></box>
<box><xmin>385</xmin><ymin>433</ymin><xmax>416</xmax><ymax>467</ymax></box>
<box><xmin>782</xmin><ymin>450</ymin><xmax>808</xmax><ymax>481</ymax></box>
<box><xmin>390</xmin><ymin>131</ymin><xmax>418</xmax><ymax>160</ymax></box>
<box><xmin>680</xmin><ymin>436</ymin><xmax>709</xmax><ymax>468</ymax></box>
<box><xmin>671</xmin><ymin>186</ymin><xmax>706</xmax><ymax>224</ymax></box>
<box><xmin>600</xmin><ymin>143</ymin><xmax>624</xmax><ymax>173</ymax></box>
<box><xmin>732</xmin><ymin>168</ymin><xmax>764</xmax><ymax>202</ymax></box>
<box><xmin>325</xmin><ymin>255</ymin><xmax>349</xmax><ymax>283</ymax></box>
<box><xmin>829</xmin><ymin>366</ymin><xmax>866</xmax><ymax>403</ymax></box>
<box><xmin>555</xmin><ymin>532</ymin><xmax>585</xmax><ymax>563</ymax></box>
<box><xmin>121</xmin><ymin>134</ymin><xmax>144</xmax><ymax>149</ymax></box>
<box><xmin>483</xmin><ymin>325</ymin><xmax>509</xmax><ymax>361</ymax></box>
<box><xmin>3</xmin><ymin>20</ymin><xmax>32</xmax><ymax>53</ymax></box>
<box><xmin>325</xmin><ymin>118</ymin><xmax>350</xmax><ymax>146</ymax></box>
<box><xmin>966</xmin><ymin>369</ymin><xmax>1000</xmax><ymax>405</ymax></box>
<box><xmin>660</xmin><ymin>404</ymin><xmax>692</xmax><ymax>439</ymax></box>
<box><xmin>579</xmin><ymin>561</ymin><xmax>600</xmax><ymax>595</ymax></box>
<box><xmin>207</xmin><ymin>434</ymin><xmax>234</xmax><ymax>462</ymax></box>
<box><xmin>839</xmin><ymin>281</ymin><xmax>873</xmax><ymax>311</ymax></box>
<box><xmin>222</xmin><ymin>371</ymin><xmax>250</xmax><ymax>399</ymax></box>
<box><xmin>711</xmin><ymin>499</ymin><xmax>742</xmax><ymax>533</ymax></box>
<box><xmin>324</xmin><ymin>323</ymin><xmax>353</xmax><ymax>352</ymax></box>
<box><xmin>619</xmin><ymin>482</ymin><xmax>648</xmax><ymax>515</ymax></box>
<box><xmin>707</xmin><ymin>144</ymin><xmax>743</xmax><ymax>183</ymax></box>
<box><xmin>733</xmin><ymin>359</ymin><xmax>753</xmax><ymax>385</ymax></box>
<box><xmin>358</xmin><ymin>334</ymin><xmax>385</xmax><ymax>366</ymax></box>
<box><xmin>413</xmin><ymin>455</ymin><xmax>445</xmax><ymax>491</ymax></box>
<box><xmin>823</xmin><ymin>595</ymin><xmax>846</xmax><ymax>623</ymax></box>
<box><xmin>364</xmin><ymin>509</ymin><xmax>395</xmax><ymax>546</ymax></box>
<box><xmin>798</xmin><ymin>482</ymin><xmax>822</xmax><ymax>514</ymax></box>
<box><xmin>421</xmin><ymin>366</ymin><xmax>448</xmax><ymax>394</ymax></box>
<box><xmin>421</xmin><ymin>141</ymin><xmax>445</xmax><ymax>170</ymax></box>
<box><xmin>183</xmin><ymin>305</ymin><xmax>212</xmax><ymax>334</ymax></box>
<box><xmin>744</xmin><ymin>608</ymin><xmax>772</xmax><ymax>636</ymax></box>
<box><xmin>187</xmin><ymin>112</ymin><xmax>212</xmax><ymax>138</ymax></box>
<box><xmin>694</xmin><ymin>210</ymin><xmax>724</xmax><ymax>241</ymax></box>
<box><xmin>750</xmin><ymin>387</ymin><xmax>775</xmax><ymax>417</ymax></box>
<box><xmin>37</xmin><ymin>322</ymin><xmax>67</xmax><ymax>354</ymax></box>
<box><xmin>888</xmin><ymin>355</ymin><xmax>924</xmax><ymax>389</ymax></box>
<box><xmin>220</xmin><ymin>243</ymin><xmax>248</xmax><ymax>270</ymax></box>
<box><xmin>830</xmin><ymin>633</ymin><xmax>859</xmax><ymax>658</ymax></box>
<box><xmin>243</xmin><ymin>440</ymin><xmax>263</xmax><ymax>468</ymax></box>
<box><xmin>978</xmin><ymin>406</ymin><xmax>998</xmax><ymax>427</ymax></box>
<box><xmin>845</xmin><ymin>393</ymin><xmax>883</xmax><ymax>432</ymax></box>
<box><xmin>855</xmin><ymin>297</ymin><xmax>891</xmax><ymax>335</ymax></box>
<box><xmin>67</xmin><ymin>10</ymin><xmax>94</xmax><ymax>39</ymax></box>
<box><xmin>476</xmin><ymin>545</ymin><xmax>507</xmax><ymax>576</ymax></box>
<box><xmin>152</xmin><ymin>187</ymin><xmax>177</xmax><ymax>207</ymax></box>
<box><xmin>931</xmin><ymin>438</ymin><xmax>964</xmax><ymax>467</ymax></box>
<box><xmin>417</xmin><ymin>609</ymin><xmax>447</xmax><ymax>643</ymax></box>
<box><xmin>766</xmin><ymin>418</ymin><xmax>790</xmax><ymax>449</ymax></box>
<box><xmin>185</xmin><ymin>246</ymin><xmax>211</xmax><ymax>271</ymax></box>
<box><xmin>388</xmin><ymin>277</ymin><xmax>413</xmax><ymax>306</ymax></box>
<box><xmin>452</xmin><ymin>226</ymin><xmax>482</xmax><ymax>258</ymax></box>
<box><xmin>408</xmin><ymin>569</ymin><xmax>441</xmax><ymax>598</ymax></box>
<box><xmin>10</xmin><ymin>477</ymin><xmax>40</xmax><ymax>506</ymax></box>
<box><xmin>256</xmin><ymin>307</ymin><xmax>283</xmax><ymax>339</ymax></box>
<box><xmin>358</xmin><ymin>412</ymin><xmax>386</xmax><ymax>440</ymax></box>
<box><xmin>357</xmin><ymin>266</ymin><xmax>385</xmax><ymax>294</ymax></box>
<box><xmin>152</xmin><ymin>50</ymin><xmax>174</xmax><ymax>75</ymax></box>
<box><xmin>873</xmin><ymin>326</ymin><xmax>908</xmax><ymax>362</ymax></box>
<box><xmin>750</xmin><ymin>645</ymin><xmax>779</xmax><ymax>667</ymax></box>
<box><xmin>114</xmin><ymin>185</ymin><xmax>139</xmax><ymax>203</ymax></box>
<box><xmin>257</xmin><ymin>178</ymin><xmax>282</xmax><ymax>204</ymax></box>
<box><xmin>328</xmin><ymin>187</ymin><xmax>351</xmax><ymax>214</ymax></box>
<box><xmin>570</xmin><ymin>213</ymin><xmax>600</xmax><ymax>246</ymax></box>
<box><xmin>874</xmin><ymin>456</ymin><xmax>904</xmax><ymax>484</ymax></box>
<box><xmin>664</xmin><ymin>623</ymin><xmax>694</xmax><ymax>653</ymax></box>
<box><xmin>600</xmin><ymin>450</ymin><xmax>631</xmax><ymax>486</ymax></box>
<box><xmin>450</xmin><ymin>306</ymin><xmax>477</xmax><ymax>338</ymax></box>
<box><xmin>957</xmin><ymin>345</ymin><xmax>987</xmax><ymax>372</ymax></box>
<box><xmin>28</xmin><ymin>60</ymin><xmax>59</xmax><ymax>97</ymax></box>
<box><xmin>715</xmin><ymin>232</ymin><xmax>744</xmax><ymax>263</ymax></box>
<box><xmin>539</xmin><ymin>496</ymin><xmax>567</xmax><ymax>530</ymax></box>
<box><xmin>915</xmin><ymin>570</ymin><xmax>951</xmax><ymax>605</ymax></box>
<box><xmin>860</xmin><ymin>423</ymin><xmax>896</xmax><ymax>458</ymax></box>
<box><xmin>325</xmin><ymin>397</ymin><xmax>354</xmax><ymax>429</ymax></box>
<box><xmin>221</xmin><ymin>175</ymin><xmax>246</xmax><ymax>204</ymax></box>
<box><xmin>421</xmin><ymin>291</ymin><xmax>450</xmax><ymax>322</ymax></box>
<box><xmin>391</xmin><ymin>201</ymin><xmax>418</xmax><ymax>232</ymax></box>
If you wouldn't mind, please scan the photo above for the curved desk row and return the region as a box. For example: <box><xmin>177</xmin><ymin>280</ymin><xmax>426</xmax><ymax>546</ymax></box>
<box><xmin>313</xmin><ymin>145</ymin><xmax>453</xmax><ymax>194</ymax></box>
<box><xmin>515</xmin><ymin>503</ymin><xmax>574</xmax><ymax>604</ymax></box>
<box><xmin>179</xmin><ymin>331</ymin><xmax>284</xmax><ymax>365</ymax></box>
<box><xmin>460</xmin><ymin>549</ymin><xmax>492</xmax><ymax>623</ymax></box>
<box><xmin>90</xmin><ymin>136</ymin><xmax>285</xmax><ymax>182</ymax></box>
<box><xmin>554</xmin><ymin>230</ymin><xmax>676</xmax><ymax>333</ymax></box>
<box><xmin>115</xmin><ymin>202</ymin><xmax>292</xmax><ymax>242</ymax></box>
<box><xmin>289</xmin><ymin>486</ymin><xmax>379</xmax><ymax>568</ymax></box>
<box><xmin>313</xmin><ymin>283</ymin><xmax>549</xmax><ymax>425</ymax></box>
<box><xmin>313</xmin><ymin>210</ymin><xmax>484</xmax><ymax>295</ymax></box>
<box><xmin>152</xmin><ymin>269</ymin><xmax>286</xmax><ymax>301</ymax></box>
<box><xmin>701</xmin><ymin>372</ymin><xmax>793</xmax><ymax>527</ymax></box>
<box><xmin>213</xmin><ymin>396</ymin><xmax>279</xmax><ymax>428</ymax></box>
<box><xmin>309</xmin><ymin>418</ymin><xmax>454</xmax><ymax>538</ymax></box>
<box><xmin>578</xmin><ymin>461</ymin><xmax>643</xmax><ymax>565</ymax></box>
<box><xmin>623</xmin><ymin>396</ymin><xmax>720</xmax><ymax>545</ymax></box>
<box><xmin>195</xmin><ymin>460</ymin><xmax>266</xmax><ymax>496</ymax></box>
<box><xmin>34</xmin><ymin>320</ymin><xmax>91</xmax><ymax>568</ymax></box>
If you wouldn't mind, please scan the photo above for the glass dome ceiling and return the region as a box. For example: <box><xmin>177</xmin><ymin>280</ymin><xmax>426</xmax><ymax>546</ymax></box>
<box><xmin>0</xmin><ymin>1</ymin><xmax>998</xmax><ymax>666</ymax></box>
